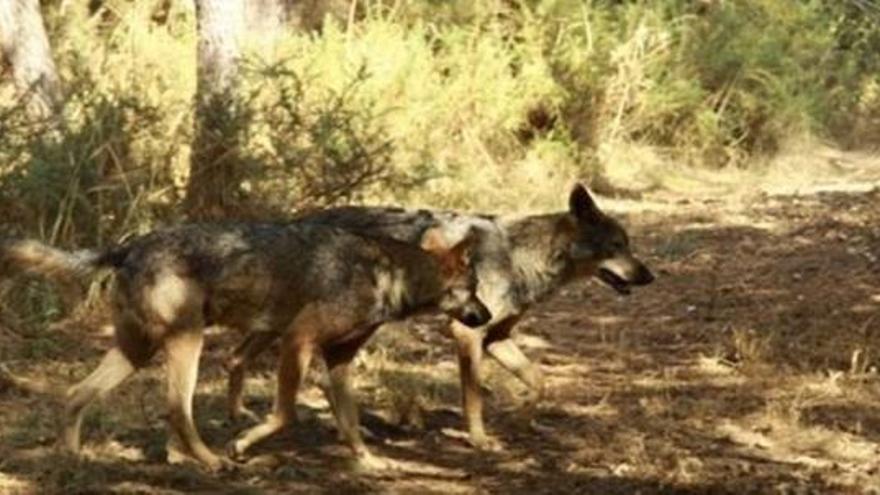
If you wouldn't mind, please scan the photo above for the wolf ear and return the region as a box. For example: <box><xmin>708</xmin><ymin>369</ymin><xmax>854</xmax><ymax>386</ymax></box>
<box><xmin>420</xmin><ymin>226</ymin><xmax>449</xmax><ymax>255</ymax></box>
<box><xmin>420</xmin><ymin>226</ymin><xmax>477</xmax><ymax>273</ymax></box>
<box><xmin>448</xmin><ymin>226</ymin><xmax>479</xmax><ymax>267</ymax></box>
<box><xmin>569</xmin><ymin>184</ymin><xmax>602</xmax><ymax>223</ymax></box>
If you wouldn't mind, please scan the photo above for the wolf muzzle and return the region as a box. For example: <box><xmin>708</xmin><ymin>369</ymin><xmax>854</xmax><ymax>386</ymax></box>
<box><xmin>457</xmin><ymin>300</ymin><xmax>492</xmax><ymax>328</ymax></box>
<box><xmin>597</xmin><ymin>255</ymin><xmax>655</xmax><ymax>295</ymax></box>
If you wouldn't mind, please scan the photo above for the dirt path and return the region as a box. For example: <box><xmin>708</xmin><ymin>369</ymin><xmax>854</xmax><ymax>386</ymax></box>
<box><xmin>2</xmin><ymin>150</ymin><xmax>880</xmax><ymax>494</ymax></box>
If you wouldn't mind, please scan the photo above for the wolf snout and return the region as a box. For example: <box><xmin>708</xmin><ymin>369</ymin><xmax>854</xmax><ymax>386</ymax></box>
<box><xmin>633</xmin><ymin>264</ymin><xmax>655</xmax><ymax>286</ymax></box>
<box><xmin>459</xmin><ymin>302</ymin><xmax>492</xmax><ymax>328</ymax></box>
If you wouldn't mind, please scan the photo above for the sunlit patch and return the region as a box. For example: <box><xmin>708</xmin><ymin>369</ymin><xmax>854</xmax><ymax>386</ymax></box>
<box><xmin>850</xmin><ymin>303</ymin><xmax>877</xmax><ymax>313</ymax></box>
<box><xmin>0</xmin><ymin>473</ymin><xmax>33</xmax><ymax>493</ymax></box>
<box><xmin>718</xmin><ymin>411</ymin><xmax>880</xmax><ymax>480</ymax></box>
<box><xmin>555</xmin><ymin>400</ymin><xmax>619</xmax><ymax>419</ymax></box>
<box><xmin>694</xmin><ymin>355</ymin><xmax>737</xmax><ymax>376</ymax></box>
<box><xmin>587</xmin><ymin>315</ymin><xmax>628</xmax><ymax>326</ymax></box>
<box><xmin>84</xmin><ymin>440</ymin><xmax>146</xmax><ymax>462</ymax></box>
<box><xmin>214</xmin><ymin>232</ymin><xmax>249</xmax><ymax>251</ymax></box>
<box><xmin>541</xmin><ymin>362</ymin><xmax>592</xmax><ymax>377</ymax></box>
<box><xmin>631</xmin><ymin>376</ymin><xmax>692</xmax><ymax>390</ymax></box>
<box><xmin>796</xmin><ymin>371</ymin><xmax>845</xmax><ymax>398</ymax></box>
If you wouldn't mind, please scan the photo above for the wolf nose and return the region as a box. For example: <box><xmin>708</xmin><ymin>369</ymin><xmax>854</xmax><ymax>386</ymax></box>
<box><xmin>637</xmin><ymin>266</ymin><xmax>655</xmax><ymax>285</ymax></box>
<box><xmin>460</xmin><ymin>303</ymin><xmax>492</xmax><ymax>328</ymax></box>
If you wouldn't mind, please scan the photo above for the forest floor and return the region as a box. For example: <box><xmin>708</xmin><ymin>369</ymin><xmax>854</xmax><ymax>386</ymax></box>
<box><xmin>2</xmin><ymin>147</ymin><xmax>880</xmax><ymax>494</ymax></box>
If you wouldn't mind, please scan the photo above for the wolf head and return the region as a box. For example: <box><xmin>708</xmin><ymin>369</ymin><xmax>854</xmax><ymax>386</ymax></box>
<box><xmin>561</xmin><ymin>184</ymin><xmax>654</xmax><ymax>295</ymax></box>
<box><xmin>421</xmin><ymin>226</ymin><xmax>493</xmax><ymax>327</ymax></box>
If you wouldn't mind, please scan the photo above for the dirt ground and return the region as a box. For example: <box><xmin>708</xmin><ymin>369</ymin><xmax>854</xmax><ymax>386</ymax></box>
<box><xmin>2</xmin><ymin>150</ymin><xmax>880</xmax><ymax>494</ymax></box>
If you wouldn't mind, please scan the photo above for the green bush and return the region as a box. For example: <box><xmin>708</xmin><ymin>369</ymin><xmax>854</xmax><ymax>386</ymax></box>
<box><xmin>545</xmin><ymin>0</ymin><xmax>879</xmax><ymax>166</ymax></box>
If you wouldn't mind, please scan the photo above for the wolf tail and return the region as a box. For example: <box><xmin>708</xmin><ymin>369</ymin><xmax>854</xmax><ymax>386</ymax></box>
<box><xmin>0</xmin><ymin>238</ymin><xmax>125</xmax><ymax>282</ymax></box>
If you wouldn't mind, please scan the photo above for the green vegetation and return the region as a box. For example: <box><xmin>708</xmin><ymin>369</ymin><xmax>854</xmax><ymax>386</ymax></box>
<box><xmin>1</xmin><ymin>0</ymin><xmax>878</xmax><ymax>246</ymax></box>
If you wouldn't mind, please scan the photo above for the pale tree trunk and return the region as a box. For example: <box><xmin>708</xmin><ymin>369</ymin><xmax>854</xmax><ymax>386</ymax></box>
<box><xmin>185</xmin><ymin>0</ymin><xmax>245</xmax><ymax>219</ymax></box>
<box><xmin>245</xmin><ymin>0</ymin><xmax>286</xmax><ymax>46</ymax></box>
<box><xmin>242</xmin><ymin>0</ymin><xmax>284</xmax><ymax>63</ymax></box>
<box><xmin>0</xmin><ymin>0</ymin><xmax>62</xmax><ymax>118</ymax></box>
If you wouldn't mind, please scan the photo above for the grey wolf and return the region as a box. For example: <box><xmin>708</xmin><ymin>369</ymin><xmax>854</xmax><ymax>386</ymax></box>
<box><xmin>0</xmin><ymin>222</ymin><xmax>490</xmax><ymax>470</ymax></box>
<box><xmin>227</xmin><ymin>184</ymin><xmax>654</xmax><ymax>449</ymax></box>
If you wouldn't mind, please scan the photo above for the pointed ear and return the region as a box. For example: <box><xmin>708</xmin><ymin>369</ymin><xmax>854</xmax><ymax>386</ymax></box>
<box><xmin>420</xmin><ymin>226</ymin><xmax>477</xmax><ymax>273</ymax></box>
<box><xmin>419</xmin><ymin>226</ymin><xmax>449</xmax><ymax>255</ymax></box>
<box><xmin>448</xmin><ymin>226</ymin><xmax>479</xmax><ymax>267</ymax></box>
<box><xmin>569</xmin><ymin>184</ymin><xmax>602</xmax><ymax>223</ymax></box>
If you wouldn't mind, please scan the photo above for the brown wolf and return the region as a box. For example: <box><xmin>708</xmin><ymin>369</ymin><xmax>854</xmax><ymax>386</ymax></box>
<box><xmin>227</xmin><ymin>184</ymin><xmax>654</xmax><ymax>448</ymax></box>
<box><xmin>0</xmin><ymin>222</ymin><xmax>490</xmax><ymax>470</ymax></box>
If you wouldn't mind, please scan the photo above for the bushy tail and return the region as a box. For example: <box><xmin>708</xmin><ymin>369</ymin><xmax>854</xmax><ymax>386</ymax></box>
<box><xmin>0</xmin><ymin>239</ymin><xmax>109</xmax><ymax>282</ymax></box>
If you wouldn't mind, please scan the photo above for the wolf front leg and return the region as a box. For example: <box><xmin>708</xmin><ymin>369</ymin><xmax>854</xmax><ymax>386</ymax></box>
<box><xmin>449</xmin><ymin>320</ymin><xmax>499</xmax><ymax>450</ymax></box>
<box><xmin>225</xmin><ymin>330</ymin><xmax>279</xmax><ymax>422</ymax></box>
<box><xmin>484</xmin><ymin>316</ymin><xmax>544</xmax><ymax>398</ymax></box>
<box><xmin>322</xmin><ymin>329</ymin><xmax>393</xmax><ymax>470</ymax></box>
<box><xmin>229</xmin><ymin>336</ymin><xmax>314</xmax><ymax>458</ymax></box>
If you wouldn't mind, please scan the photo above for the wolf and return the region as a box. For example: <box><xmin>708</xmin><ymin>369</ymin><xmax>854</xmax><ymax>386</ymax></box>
<box><xmin>0</xmin><ymin>221</ymin><xmax>490</xmax><ymax>470</ymax></box>
<box><xmin>226</xmin><ymin>184</ymin><xmax>655</xmax><ymax>449</ymax></box>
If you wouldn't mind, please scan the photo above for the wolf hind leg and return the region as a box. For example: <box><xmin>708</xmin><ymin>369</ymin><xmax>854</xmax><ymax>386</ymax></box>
<box><xmin>164</xmin><ymin>327</ymin><xmax>229</xmax><ymax>470</ymax></box>
<box><xmin>62</xmin><ymin>347</ymin><xmax>139</xmax><ymax>454</ymax></box>
<box><xmin>62</xmin><ymin>310</ymin><xmax>155</xmax><ymax>455</ymax></box>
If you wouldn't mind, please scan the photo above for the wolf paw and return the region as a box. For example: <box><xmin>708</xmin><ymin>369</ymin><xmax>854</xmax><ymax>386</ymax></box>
<box><xmin>225</xmin><ymin>439</ymin><xmax>250</xmax><ymax>462</ymax></box>
<box><xmin>352</xmin><ymin>451</ymin><xmax>397</xmax><ymax>472</ymax></box>
<box><xmin>441</xmin><ymin>428</ymin><xmax>504</xmax><ymax>451</ymax></box>
<box><xmin>471</xmin><ymin>435</ymin><xmax>504</xmax><ymax>452</ymax></box>
<box><xmin>167</xmin><ymin>445</ymin><xmax>233</xmax><ymax>472</ymax></box>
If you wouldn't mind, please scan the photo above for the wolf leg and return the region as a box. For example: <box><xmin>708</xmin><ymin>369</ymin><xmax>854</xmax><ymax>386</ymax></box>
<box><xmin>450</xmin><ymin>320</ymin><xmax>501</xmax><ymax>449</ymax></box>
<box><xmin>62</xmin><ymin>347</ymin><xmax>138</xmax><ymax>454</ymax></box>
<box><xmin>226</xmin><ymin>330</ymin><xmax>279</xmax><ymax>422</ymax></box>
<box><xmin>486</xmin><ymin>339</ymin><xmax>544</xmax><ymax>396</ymax></box>
<box><xmin>229</xmin><ymin>335</ymin><xmax>313</xmax><ymax>457</ymax></box>
<box><xmin>323</xmin><ymin>331</ymin><xmax>389</xmax><ymax>470</ymax></box>
<box><xmin>482</xmin><ymin>315</ymin><xmax>544</xmax><ymax>396</ymax></box>
<box><xmin>164</xmin><ymin>328</ymin><xmax>228</xmax><ymax>470</ymax></box>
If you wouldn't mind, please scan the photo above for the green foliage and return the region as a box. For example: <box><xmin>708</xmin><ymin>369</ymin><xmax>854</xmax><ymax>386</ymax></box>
<box><xmin>545</xmin><ymin>0</ymin><xmax>879</xmax><ymax>165</ymax></box>
<box><xmin>0</xmin><ymin>60</ymin><xmax>176</xmax><ymax>246</ymax></box>
<box><xmin>0</xmin><ymin>0</ymin><xmax>877</xmax><ymax>245</ymax></box>
<box><xmin>242</xmin><ymin>63</ymin><xmax>398</xmax><ymax>211</ymax></box>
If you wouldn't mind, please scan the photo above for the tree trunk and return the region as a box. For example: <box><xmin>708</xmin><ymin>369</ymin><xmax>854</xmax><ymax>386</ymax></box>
<box><xmin>0</xmin><ymin>0</ymin><xmax>62</xmax><ymax>118</ymax></box>
<box><xmin>245</xmin><ymin>0</ymin><xmax>286</xmax><ymax>44</ymax></box>
<box><xmin>185</xmin><ymin>0</ymin><xmax>245</xmax><ymax>220</ymax></box>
